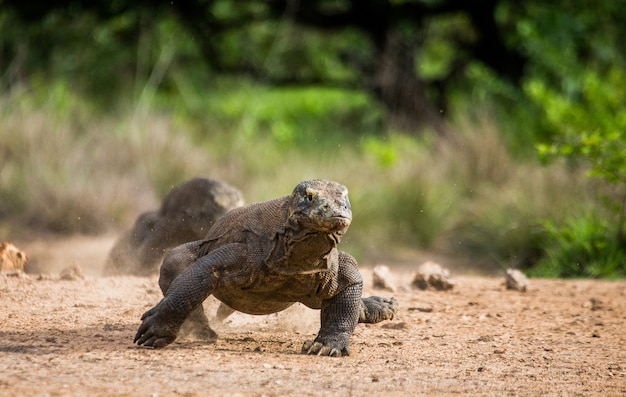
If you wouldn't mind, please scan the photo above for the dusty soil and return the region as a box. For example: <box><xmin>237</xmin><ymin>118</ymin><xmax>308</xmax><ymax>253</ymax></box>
<box><xmin>1</xmin><ymin>236</ymin><xmax>625</xmax><ymax>396</ymax></box>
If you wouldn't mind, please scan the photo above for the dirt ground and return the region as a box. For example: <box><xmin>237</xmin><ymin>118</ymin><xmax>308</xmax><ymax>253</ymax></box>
<box><xmin>1</xmin><ymin>236</ymin><xmax>625</xmax><ymax>396</ymax></box>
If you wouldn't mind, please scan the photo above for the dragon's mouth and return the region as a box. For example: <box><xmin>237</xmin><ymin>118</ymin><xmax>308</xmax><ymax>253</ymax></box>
<box><xmin>326</xmin><ymin>216</ymin><xmax>351</xmax><ymax>233</ymax></box>
<box><xmin>302</xmin><ymin>216</ymin><xmax>351</xmax><ymax>234</ymax></box>
<box><xmin>330</xmin><ymin>215</ymin><xmax>351</xmax><ymax>224</ymax></box>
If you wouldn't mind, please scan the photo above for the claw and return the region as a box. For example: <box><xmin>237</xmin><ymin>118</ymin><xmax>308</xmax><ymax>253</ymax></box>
<box><xmin>140</xmin><ymin>306</ymin><xmax>157</xmax><ymax>321</ymax></box>
<box><xmin>301</xmin><ymin>339</ymin><xmax>348</xmax><ymax>357</ymax></box>
<box><xmin>360</xmin><ymin>296</ymin><xmax>399</xmax><ymax>323</ymax></box>
<box><xmin>301</xmin><ymin>340</ymin><xmax>313</xmax><ymax>353</ymax></box>
<box><xmin>316</xmin><ymin>345</ymin><xmax>332</xmax><ymax>356</ymax></box>
<box><xmin>134</xmin><ymin>324</ymin><xmax>148</xmax><ymax>344</ymax></box>
<box><xmin>133</xmin><ymin>300</ymin><xmax>182</xmax><ymax>348</ymax></box>
<box><xmin>303</xmin><ymin>341</ymin><xmax>323</xmax><ymax>355</ymax></box>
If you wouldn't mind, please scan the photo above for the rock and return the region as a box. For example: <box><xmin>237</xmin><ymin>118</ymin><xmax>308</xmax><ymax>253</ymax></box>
<box><xmin>5</xmin><ymin>270</ymin><xmax>29</xmax><ymax>278</ymax></box>
<box><xmin>381</xmin><ymin>321</ymin><xmax>407</xmax><ymax>330</ymax></box>
<box><xmin>583</xmin><ymin>298</ymin><xmax>603</xmax><ymax>311</ymax></box>
<box><xmin>477</xmin><ymin>335</ymin><xmax>494</xmax><ymax>342</ymax></box>
<box><xmin>505</xmin><ymin>268</ymin><xmax>529</xmax><ymax>292</ymax></box>
<box><xmin>411</xmin><ymin>261</ymin><xmax>455</xmax><ymax>291</ymax></box>
<box><xmin>412</xmin><ymin>304</ymin><xmax>433</xmax><ymax>313</ymax></box>
<box><xmin>372</xmin><ymin>264</ymin><xmax>397</xmax><ymax>292</ymax></box>
<box><xmin>0</xmin><ymin>242</ymin><xmax>28</xmax><ymax>272</ymax></box>
<box><xmin>60</xmin><ymin>264</ymin><xmax>85</xmax><ymax>280</ymax></box>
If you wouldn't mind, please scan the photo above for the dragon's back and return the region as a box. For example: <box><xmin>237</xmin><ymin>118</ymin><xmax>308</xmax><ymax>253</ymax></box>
<box><xmin>202</xmin><ymin>195</ymin><xmax>290</xmax><ymax>245</ymax></box>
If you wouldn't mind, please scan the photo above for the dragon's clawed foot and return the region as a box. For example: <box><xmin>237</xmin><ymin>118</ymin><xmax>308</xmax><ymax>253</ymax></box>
<box><xmin>134</xmin><ymin>300</ymin><xmax>183</xmax><ymax>348</ymax></box>
<box><xmin>301</xmin><ymin>333</ymin><xmax>350</xmax><ymax>357</ymax></box>
<box><xmin>360</xmin><ymin>296</ymin><xmax>398</xmax><ymax>323</ymax></box>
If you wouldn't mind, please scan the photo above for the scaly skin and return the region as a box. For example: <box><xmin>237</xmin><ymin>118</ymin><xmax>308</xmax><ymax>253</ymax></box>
<box><xmin>134</xmin><ymin>180</ymin><xmax>398</xmax><ymax>356</ymax></box>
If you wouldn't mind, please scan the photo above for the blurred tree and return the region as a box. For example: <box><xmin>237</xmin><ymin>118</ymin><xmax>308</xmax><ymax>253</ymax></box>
<box><xmin>0</xmin><ymin>0</ymin><xmax>524</xmax><ymax>133</ymax></box>
<box><xmin>1</xmin><ymin>0</ymin><xmax>625</xmax><ymax>137</ymax></box>
<box><xmin>166</xmin><ymin>0</ymin><xmax>528</xmax><ymax>134</ymax></box>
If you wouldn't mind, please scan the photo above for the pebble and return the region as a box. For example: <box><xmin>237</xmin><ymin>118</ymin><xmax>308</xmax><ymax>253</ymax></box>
<box><xmin>411</xmin><ymin>261</ymin><xmax>455</xmax><ymax>291</ymax></box>
<box><xmin>505</xmin><ymin>268</ymin><xmax>529</xmax><ymax>292</ymax></box>
<box><xmin>372</xmin><ymin>264</ymin><xmax>397</xmax><ymax>292</ymax></box>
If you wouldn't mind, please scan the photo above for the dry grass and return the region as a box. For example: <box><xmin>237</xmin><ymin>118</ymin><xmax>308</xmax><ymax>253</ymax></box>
<box><xmin>0</xmin><ymin>89</ymin><xmax>603</xmax><ymax>271</ymax></box>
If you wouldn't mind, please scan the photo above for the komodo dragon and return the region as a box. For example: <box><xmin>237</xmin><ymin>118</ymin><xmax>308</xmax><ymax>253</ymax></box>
<box><xmin>134</xmin><ymin>180</ymin><xmax>398</xmax><ymax>356</ymax></box>
<box><xmin>104</xmin><ymin>177</ymin><xmax>243</xmax><ymax>276</ymax></box>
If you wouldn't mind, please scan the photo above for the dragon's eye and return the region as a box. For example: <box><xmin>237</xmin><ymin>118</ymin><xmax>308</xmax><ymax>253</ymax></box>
<box><xmin>305</xmin><ymin>189</ymin><xmax>315</xmax><ymax>202</ymax></box>
<box><xmin>307</xmin><ymin>193</ymin><xmax>314</xmax><ymax>201</ymax></box>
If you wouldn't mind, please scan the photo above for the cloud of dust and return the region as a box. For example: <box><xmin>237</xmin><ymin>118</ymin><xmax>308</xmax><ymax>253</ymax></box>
<box><xmin>212</xmin><ymin>302</ymin><xmax>319</xmax><ymax>336</ymax></box>
<box><xmin>20</xmin><ymin>235</ymin><xmax>117</xmax><ymax>276</ymax></box>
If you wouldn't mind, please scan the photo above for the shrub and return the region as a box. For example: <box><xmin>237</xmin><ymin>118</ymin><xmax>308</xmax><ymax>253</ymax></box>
<box><xmin>532</xmin><ymin>68</ymin><xmax>626</xmax><ymax>277</ymax></box>
<box><xmin>532</xmin><ymin>214</ymin><xmax>626</xmax><ymax>278</ymax></box>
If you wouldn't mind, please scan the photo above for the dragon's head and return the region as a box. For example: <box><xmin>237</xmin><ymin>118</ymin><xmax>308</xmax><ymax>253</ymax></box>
<box><xmin>289</xmin><ymin>180</ymin><xmax>352</xmax><ymax>236</ymax></box>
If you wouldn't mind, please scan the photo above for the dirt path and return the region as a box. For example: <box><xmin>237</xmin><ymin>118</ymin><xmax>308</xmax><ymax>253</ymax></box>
<box><xmin>1</xmin><ymin>237</ymin><xmax>625</xmax><ymax>396</ymax></box>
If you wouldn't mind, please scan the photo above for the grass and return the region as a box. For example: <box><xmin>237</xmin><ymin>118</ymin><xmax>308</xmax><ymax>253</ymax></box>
<box><xmin>0</xmin><ymin>80</ymin><xmax>614</xmax><ymax>274</ymax></box>
<box><xmin>530</xmin><ymin>212</ymin><xmax>626</xmax><ymax>278</ymax></box>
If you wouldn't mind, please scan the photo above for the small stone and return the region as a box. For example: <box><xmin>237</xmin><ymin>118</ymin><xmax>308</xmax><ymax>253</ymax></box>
<box><xmin>60</xmin><ymin>264</ymin><xmax>85</xmax><ymax>281</ymax></box>
<box><xmin>413</xmin><ymin>305</ymin><xmax>433</xmax><ymax>313</ymax></box>
<box><xmin>589</xmin><ymin>298</ymin><xmax>603</xmax><ymax>311</ymax></box>
<box><xmin>505</xmin><ymin>268</ymin><xmax>529</xmax><ymax>292</ymax></box>
<box><xmin>381</xmin><ymin>321</ymin><xmax>407</xmax><ymax>330</ymax></box>
<box><xmin>477</xmin><ymin>335</ymin><xmax>494</xmax><ymax>342</ymax></box>
<box><xmin>5</xmin><ymin>271</ymin><xmax>28</xmax><ymax>278</ymax></box>
<box><xmin>372</xmin><ymin>264</ymin><xmax>397</xmax><ymax>292</ymax></box>
<box><xmin>411</xmin><ymin>261</ymin><xmax>455</xmax><ymax>291</ymax></box>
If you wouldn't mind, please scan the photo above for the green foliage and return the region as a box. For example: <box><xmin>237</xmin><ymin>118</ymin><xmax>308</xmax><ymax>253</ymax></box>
<box><xmin>418</xmin><ymin>13</ymin><xmax>474</xmax><ymax>81</ymax></box>
<box><xmin>360</xmin><ymin>136</ymin><xmax>400</xmax><ymax>169</ymax></box>
<box><xmin>501</xmin><ymin>1</ymin><xmax>626</xmax><ymax>277</ymax></box>
<box><xmin>518</xmin><ymin>0</ymin><xmax>626</xmax><ymax>164</ymax></box>
<box><xmin>529</xmin><ymin>58</ymin><xmax>626</xmax><ymax>278</ymax></box>
<box><xmin>200</xmin><ymin>81</ymin><xmax>383</xmax><ymax>147</ymax></box>
<box><xmin>533</xmin><ymin>68</ymin><xmax>626</xmax><ymax>186</ymax></box>
<box><xmin>532</xmin><ymin>215</ymin><xmax>626</xmax><ymax>278</ymax></box>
